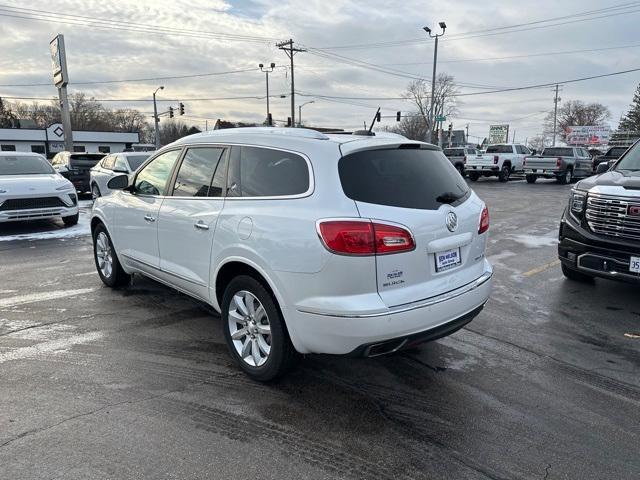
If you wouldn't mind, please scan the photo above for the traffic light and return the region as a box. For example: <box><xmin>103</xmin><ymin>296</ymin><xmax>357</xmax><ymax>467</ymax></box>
<box><xmin>267</xmin><ymin>113</ymin><xmax>273</xmax><ymax>126</ymax></box>
<box><xmin>179</xmin><ymin>102</ymin><xmax>185</xmax><ymax>115</ymax></box>
<box><xmin>448</xmin><ymin>123</ymin><xmax>453</xmax><ymax>136</ymax></box>
<box><xmin>396</xmin><ymin>111</ymin><xmax>401</xmax><ymax>121</ymax></box>
<box><xmin>168</xmin><ymin>106</ymin><xmax>174</xmax><ymax>119</ymax></box>
<box><xmin>376</xmin><ymin>111</ymin><xmax>381</xmax><ymax>122</ymax></box>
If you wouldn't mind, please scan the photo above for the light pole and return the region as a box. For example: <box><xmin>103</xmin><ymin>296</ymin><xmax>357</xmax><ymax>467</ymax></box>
<box><xmin>152</xmin><ymin>86</ymin><xmax>164</xmax><ymax>149</ymax></box>
<box><xmin>423</xmin><ymin>22</ymin><xmax>446</xmax><ymax>144</ymax></box>
<box><xmin>298</xmin><ymin>100</ymin><xmax>314</xmax><ymax>127</ymax></box>
<box><xmin>259</xmin><ymin>63</ymin><xmax>275</xmax><ymax>125</ymax></box>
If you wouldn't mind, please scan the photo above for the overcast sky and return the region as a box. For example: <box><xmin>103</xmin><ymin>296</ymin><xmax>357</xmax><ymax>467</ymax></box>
<box><xmin>1</xmin><ymin>0</ymin><xmax>639</xmax><ymax>143</ymax></box>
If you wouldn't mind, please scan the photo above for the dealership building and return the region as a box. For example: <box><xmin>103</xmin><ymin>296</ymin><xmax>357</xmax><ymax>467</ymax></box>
<box><xmin>0</xmin><ymin>123</ymin><xmax>140</xmax><ymax>158</ymax></box>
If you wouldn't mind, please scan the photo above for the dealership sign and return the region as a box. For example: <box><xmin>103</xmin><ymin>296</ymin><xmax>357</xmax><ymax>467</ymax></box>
<box><xmin>49</xmin><ymin>34</ymin><xmax>69</xmax><ymax>88</ymax></box>
<box><xmin>565</xmin><ymin>125</ymin><xmax>611</xmax><ymax>145</ymax></box>
<box><xmin>488</xmin><ymin>124</ymin><xmax>509</xmax><ymax>144</ymax></box>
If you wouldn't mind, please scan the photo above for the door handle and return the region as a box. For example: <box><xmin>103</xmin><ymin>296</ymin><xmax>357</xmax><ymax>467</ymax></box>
<box><xmin>194</xmin><ymin>221</ymin><xmax>209</xmax><ymax>231</ymax></box>
<box><xmin>144</xmin><ymin>215</ymin><xmax>156</xmax><ymax>222</ymax></box>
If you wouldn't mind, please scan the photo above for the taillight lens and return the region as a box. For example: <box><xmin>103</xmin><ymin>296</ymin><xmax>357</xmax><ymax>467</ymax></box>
<box><xmin>523</xmin><ymin>157</ymin><xmax>527</xmax><ymax>166</ymax></box>
<box><xmin>318</xmin><ymin>220</ymin><xmax>414</xmax><ymax>256</ymax></box>
<box><xmin>463</xmin><ymin>155</ymin><xmax>467</xmax><ymax>164</ymax></box>
<box><xmin>556</xmin><ymin>157</ymin><xmax>562</xmax><ymax>167</ymax></box>
<box><xmin>493</xmin><ymin>155</ymin><xmax>499</xmax><ymax>164</ymax></box>
<box><xmin>479</xmin><ymin>206</ymin><xmax>490</xmax><ymax>234</ymax></box>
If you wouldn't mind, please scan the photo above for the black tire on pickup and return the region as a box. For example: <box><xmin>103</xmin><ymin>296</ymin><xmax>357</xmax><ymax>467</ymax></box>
<box><xmin>557</xmin><ymin>167</ymin><xmax>573</xmax><ymax>185</ymax></box>
<box><xmin>455</xmin><ymin>164</ymin><xmax>466</xmax><ymax>178</ymax></box>
<box><xmin>468</xmin><ymin>172</ymin><xmax>480</xmax><ymax>182</ymax></box>
<box><xmin>498</xmin><ymin>164</ymin><xmax>511</xmax><ymax>182</ymax></box>
<box><xmin>525</xmin><ymin>174</ymin><xmax>537</xmax><ymax>184</ymax></box>
<box><xmin>561</xmin><ymin>263</ymin><xmax>594</xmax><ymax>283</ymax></box>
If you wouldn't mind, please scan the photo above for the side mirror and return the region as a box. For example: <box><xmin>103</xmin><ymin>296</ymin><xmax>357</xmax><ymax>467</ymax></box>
<box><xmin>596</xmin><ymin>162</ymin><xmax>610</xmax><ymax>174</ymax></box>
<box><xmin>107</xmin><ymin>174</ymin><xmax>129</xmax><ymax>190</ymax></box>
<box><xmin>56</xmin><ymin>165</ymin><xmax>69</xmax><ymax>174</ymax></box>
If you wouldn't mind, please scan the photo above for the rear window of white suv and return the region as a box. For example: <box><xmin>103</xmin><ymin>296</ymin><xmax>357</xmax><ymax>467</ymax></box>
<box><xmin>339</xmin><ymin>146</ymin><xmax>469</xmax><ymax>210</ymax></box>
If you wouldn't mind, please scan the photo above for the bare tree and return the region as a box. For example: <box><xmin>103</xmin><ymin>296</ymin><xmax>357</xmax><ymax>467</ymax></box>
<box><xmin>543</xmin><ymin>100</ymin><xmax>611</xmax><ymax>141</ymax></box>
<box><xmin>384</xmin><ymin>115</ymin><xmax>428</xmax><ymax>141</ymax></box>
<box><xmin>401</xmin><ymin>73</ymin><xmax>459</xmax><ymax>141</ymax></box>
<box><xmin>159</xmin><ymin>120</ymin><xmax>201</xmax><ymax>145</ymax></box>
<box><xmin>527</xmin><ymin>134</ymin><xmax>550</xmax><ymax>152</ymax></box>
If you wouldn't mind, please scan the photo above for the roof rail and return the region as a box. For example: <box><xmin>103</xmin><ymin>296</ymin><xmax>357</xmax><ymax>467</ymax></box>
<box><xmin>190</xmin><ymin>127</ymin><xmax>330</xmax><ymax>141</ymax></box>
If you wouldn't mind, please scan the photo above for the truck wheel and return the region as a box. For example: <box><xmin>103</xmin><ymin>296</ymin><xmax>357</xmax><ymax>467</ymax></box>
<box><xmin>558</xmin><ymin>168</ymin><xmax>573</xmax><ymax>185</ymax></box>
<box><xmin>468</xmin><ymin>172</ymin><xmax>480</xmax><ymax>182</ymax></box>
<box><xmin>498</xmin><ymin>165</ymin><xmax>511</xmax><ymax>182</ymax></box>
<box><xmin>561</xmin><ymin>263</ymin><xmax>594</xmax><ymax>283</ymax></box>
<box><xmin>456</xmin><ymin>164</ymin><xmax>466</xmax><ymax>178</ymax></box>
<box><xmin>222</xmin><ymin>275</ymin><xmax>298</xmax><ymax>381</ymax></box>
<box><xmin>525</xmin><ymin>175</ymin><xmax>537</xmax><ymax>184</ymax></box>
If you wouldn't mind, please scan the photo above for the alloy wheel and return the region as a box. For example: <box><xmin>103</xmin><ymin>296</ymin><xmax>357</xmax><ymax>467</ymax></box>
<box><xmin>227</xmin><ymin>290</ymin><xmax>271</xmax><ymax>367</ymax></box>
<box><xmin>95</xmin><ymin>232</ymin><xmax>113</xmax><ymax>279</ymax></box>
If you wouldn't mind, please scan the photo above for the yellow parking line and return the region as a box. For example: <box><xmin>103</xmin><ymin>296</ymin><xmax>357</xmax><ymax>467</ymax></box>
<box><xmin>522</xmin><ymin>259</ymin><xmax>561</xmax><ymax>278</ymax></box>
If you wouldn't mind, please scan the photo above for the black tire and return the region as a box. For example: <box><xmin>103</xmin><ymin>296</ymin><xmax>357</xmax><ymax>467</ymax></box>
<box><xmin>561</xmin><ymin>263</ymin><xmax>594</xmax><ymax>283</ymax></box>
<box><xmin>222</xmin><ymin>275</ymin><xmax>297</xmax><ymax>381</ymax></box>
<box><xmin>498</xmin><ymin>164</ymin><xmax>511</xmax><ymax>182</ymax></box>
<box><xmin>525</xmin><ymin>174</ymin><xmax>537</xmax><ymax>184</ymax></box>
<box><xmin>91</xmin><ymin>184</ymin><xmax>101</xmax><ymax>202</ymax></box>
<box><xmin>62</xmin><ymin>213</ymin><xmax>79</xmax><ymax>226</ymax></box>
<box><xmin>456</xmin><ymin>164</ymin><xmax>466</xmax><ymax>178</ymax></box>
<box><xmin>468</xmin><ymin>172</ymin><xmax>480</xmax><ymax>182</ymax></box>
<box><xmin>557</xmin><ymin>168</ymin><xmax>573</xmax><ymax>185</ymax></box>
<box><xmin>92</xmin><ymin>223</ymin><xmax>131</xmax><ymax>288</ymax></box>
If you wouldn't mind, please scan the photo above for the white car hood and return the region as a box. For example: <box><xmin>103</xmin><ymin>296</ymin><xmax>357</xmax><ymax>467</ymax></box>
<box><xmin>0</xmin><ymin>174</ymin><xmax>73</xmax><ymax>195</ymax></box>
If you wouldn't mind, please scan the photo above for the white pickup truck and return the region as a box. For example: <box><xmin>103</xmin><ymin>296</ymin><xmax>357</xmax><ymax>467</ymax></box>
<box><xmin>465</xmin><ymin>143</ymin><xmax>531</xmax><ymax>182</ymax></box>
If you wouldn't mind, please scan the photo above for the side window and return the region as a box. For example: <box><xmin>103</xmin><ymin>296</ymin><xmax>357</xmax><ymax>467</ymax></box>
<box><xmin>102</xmin><ymin>155</ymin><xmax>115</xmax><ymax>170</ymax></box>
<box><xmin>228</xmin><ymin>146</ymin><xmax>310</xmax><ymax>197</ymax></box>
<box><xmin>114</xmin><ymin>156</ymin><xmax>128</xmax><ymax>172</ymax></box>
<box><xmin>134</xmin><ymin>149</ymin><xmax>181</xmax><ymax>196</ymax></box>
<box><xmin>171</xmin><ymin>147</ymin><xmax>225</xmax><ymax>197</ymax></box>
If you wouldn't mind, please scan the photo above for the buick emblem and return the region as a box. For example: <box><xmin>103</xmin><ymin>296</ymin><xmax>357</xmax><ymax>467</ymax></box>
<box><xmin>445</xmin><ymin>212</ymin><xmax>458</xmax><ymax>232</ymax></box>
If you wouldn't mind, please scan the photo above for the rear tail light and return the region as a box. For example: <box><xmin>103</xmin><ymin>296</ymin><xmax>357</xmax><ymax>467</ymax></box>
<box><xmin>463</xmin><ymin>155</ymin><xmax>467</xmax><ymax>164</ymax></box>
<box><xmin>478</xmin><ymin>206</ymin><xmax>490</xmax><ymax>234</ymax></box>
<box><xmin>523</xmin><ymin>157</ymin><xmax>527</xmax><ymax>166</ymax></box>
<box><xmin>556</xmin><ymin>157</ymin><xmax>562</xmax><ymax>167</ymax></box>
<box><xmin>493</xmin><ymin>155</ymin><xmax>499</xmax><ymax>164</ymax></box>
<box><xmin>317</xmin><ymin>220</ymin><xmax>415</xmax><ymax>256</ymax></box>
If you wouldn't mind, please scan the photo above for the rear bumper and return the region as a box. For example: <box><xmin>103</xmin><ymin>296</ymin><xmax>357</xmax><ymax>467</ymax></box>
<box><xmin>289</xmin><ymin>262</ymin><xmax>492</xmax><ymax>355</ymax></box>
<box><xmin>558</xmin><ymin>213</ymin><xmax>640</xmax><ymax>284</ymax></box>
<box><xmin>465</xmin><ymin>165</ymin><xmax>499</xmax><ymax>173</ymax></box>
<box><xmin>524</xmin><ymin>167</ymin><xmax>561</xmax><ymax>176</ymax></box>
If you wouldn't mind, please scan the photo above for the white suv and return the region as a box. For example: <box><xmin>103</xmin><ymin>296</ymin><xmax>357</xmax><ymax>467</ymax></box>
<box><xmin>91</xmin><ymin>128</ymin><xmax>493</xmax><ymax>380</ymax></box>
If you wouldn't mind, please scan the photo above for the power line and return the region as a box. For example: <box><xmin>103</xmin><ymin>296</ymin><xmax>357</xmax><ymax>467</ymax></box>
<box><xmin>0</xmin><ymin>93</ymin><xmax>290</xmax><ymax>102</ymax></box>
<box><xmin>0</xmin><ymin>67</ymin><xmax>261</xmax><ymax>87</ymax></box>
<box><xmin>312</xmin><ymin>1</ymin><xmax>640</xmax><ymax>50</ymax></box>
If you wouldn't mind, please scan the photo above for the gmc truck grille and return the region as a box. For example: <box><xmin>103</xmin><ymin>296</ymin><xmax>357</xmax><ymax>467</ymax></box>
<box><xmin>0</xmin><ymin>197</ymin><xmax>66</xmax><ymax>211</ymax></box>
<box><xmin>586</xmin><ymin>194</ymin><xmax>640</xmax><ymax>242</ymax></box>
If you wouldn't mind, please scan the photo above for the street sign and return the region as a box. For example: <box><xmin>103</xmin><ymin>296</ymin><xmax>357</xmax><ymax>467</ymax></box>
<box><xmin>489</xmin><ymin>124</ymin><xmax>509</xmax><ymax>144</ymax></box>
<box><xmin>435</xmin><ymin>115</ymin><xmax>446</xmax><ymax>122</ymax></box>
<box><xmin>49</xmin><ymin>34</ymin><xmax>69</xmax><ymax>88</ymax></box>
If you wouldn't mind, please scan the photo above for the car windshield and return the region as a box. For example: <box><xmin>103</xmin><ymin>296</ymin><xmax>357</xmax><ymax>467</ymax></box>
<box><xmin>443</xmin><ymin>148</ymin><xmax>462</xmax><ymax>156</ymax></box>
<box><xmin>486</xmin><ymin>145</ymin><xmax>512</xmax><ymax>154</ymax></box>
<box><xmin>0</xmin><ymin>155</ymin><xmax>55</xmax><ymax>175</ymax></box>
<box><xmin>608</xmin><ymin>147</ymin><xmax>627</xmax><ymax>157</ymax></box>
<box><xmin>542</xmin><ymin>148</ymin><xmax>574</xmax><ymax>156</ymax></box>
<box><xmin>126</xmin><ymin>154</ymin><xmax>150</xmax><ymax>171</ymax></box>
<box><xmin>339</xmin><ymin>146</ymin><xmax>469</xmax><ymax>210</ymax></box>
<box><xmin>613</xmin><ymin>143</ymin><xmax>640</xmax><ymax>171</ymax></box>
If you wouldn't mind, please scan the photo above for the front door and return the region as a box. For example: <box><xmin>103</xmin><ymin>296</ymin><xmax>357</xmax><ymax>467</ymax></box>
<box><xmin>113</xmin><ymin>148</ymin><xmax>182</xmax><ymax>274</ymax></box>
<box><xmin>157</xmin><ymin>146</ymin><xmax>228</xmax><ymax>300</ymax></box>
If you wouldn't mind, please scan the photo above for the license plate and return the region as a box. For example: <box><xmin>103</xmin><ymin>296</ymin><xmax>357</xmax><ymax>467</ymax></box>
<box><xmin>435</xmin><ymin>248</ymin><xmax>461</xmax><ymax>272</ymax></box>
<box><xmin>630</xmin><ymin>256</ymin><xmax>640</xmax><ymax>273</ymax></box>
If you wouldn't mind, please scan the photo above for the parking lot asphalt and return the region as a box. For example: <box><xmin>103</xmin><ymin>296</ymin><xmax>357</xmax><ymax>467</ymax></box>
<box><xmin>0</xmin><ymin>182</ymin><xmax>638</xmax><ymax>480</ymax></box>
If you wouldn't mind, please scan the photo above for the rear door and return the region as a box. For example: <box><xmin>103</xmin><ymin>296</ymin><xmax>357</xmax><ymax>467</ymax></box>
<box><xmin>157</xmin><ymin>146</ymin><xmax>227</xmax><ymax>300</ymax></box>
<box><xmin>338</xmin><ymin>145</ymin><xmax>488</xmax><ymax>308</ymax></box>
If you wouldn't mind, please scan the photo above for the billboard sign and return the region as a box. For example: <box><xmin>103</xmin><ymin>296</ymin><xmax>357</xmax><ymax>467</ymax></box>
<box><xmin>49</xmin><ymin>34</ymin><xmax>69</xmax><ymax>88</ymax></box>
<box><xmin>488</xmin><ymin>124</ymin><xmax>509</xmax><ymax>144</ymax></box>
<box><xmin>565</xmin><ymin>125</ymin><xmax>611</xmax><ymax>146</ymax></box>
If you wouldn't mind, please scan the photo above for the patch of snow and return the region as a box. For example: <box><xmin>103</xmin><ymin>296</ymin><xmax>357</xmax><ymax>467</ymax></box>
<box><xmin>0</xmin><ymin>331</ymin><xmax>104</xmax><ymax>364</ymax></box>
<box><xmin>0</xmin><ymin>206</ymin><xmax>91</xmax><ymax>242</ymax></box>
<box><xmin>507</xmin><ymin>231</ymin><xmax>558</xmax><ymax>248</ymax></box>
<box><xmin>0</xmin><ymin>288</ymin><xmax>96</xmax><ymax>309</ymax></box>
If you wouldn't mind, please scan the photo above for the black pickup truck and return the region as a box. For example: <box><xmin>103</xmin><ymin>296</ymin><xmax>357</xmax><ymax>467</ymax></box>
<box><xmin>592</xmin><ymin>146</ymin><xmax>628</xmax><ymax>173</ymax></box>
<box><xmin>559</xmin><ymin>140</ymin><xmax>640</xmax><ymax>283</ymax></box>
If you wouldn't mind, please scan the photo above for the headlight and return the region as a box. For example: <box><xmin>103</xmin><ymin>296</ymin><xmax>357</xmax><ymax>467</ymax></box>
<box><xmin>56</xmin><ymin>183</ymin><xmax>74</xmax><ymax>191</ymax></box>
<box><xmin>569</xmin><ymin>189</ymin><xmax>586</xmax><ymax>219</ymax></box>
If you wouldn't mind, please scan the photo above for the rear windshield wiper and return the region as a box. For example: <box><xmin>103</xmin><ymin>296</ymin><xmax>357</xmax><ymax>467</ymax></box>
<box><xmin>436</xmin><ymin>191</ymin><xmax>464</xmax><ymax>204</ymax></box>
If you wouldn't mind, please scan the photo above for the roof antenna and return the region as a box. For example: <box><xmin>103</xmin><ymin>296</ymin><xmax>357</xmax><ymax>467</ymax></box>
<box><xmin>368</xmin><ymin>107</ymin><xmax>381</xmax><ymax>133</ymax></box>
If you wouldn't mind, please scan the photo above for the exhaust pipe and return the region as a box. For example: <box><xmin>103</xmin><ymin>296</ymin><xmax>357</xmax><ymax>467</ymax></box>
<box><xmin>364</xmin><ymin>339</ymin><xmax>407</xmax><ymax>357</ymax></box>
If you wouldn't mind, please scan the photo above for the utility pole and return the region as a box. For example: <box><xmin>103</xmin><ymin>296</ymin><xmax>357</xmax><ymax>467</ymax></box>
<box><xmin>152</xmin><ymin>86</ymin><xmax>164</xmax><ymax>149</ymax></box>
<box><xmin>259</xmin><ymin>63</ymin><xmax>275</xmax><ymax>125</ymax></box>
<box><xmin>552</xmin><ymin>84</ymin><xmax>560</xmax><ymax>147</ymax></box>
<box><xmin>465</xmin><ymin>124</ymin><xmax>469</xmax><ymax>144</ymax></box>
<box><xmin>512</xmin><ymin>129</ymin><xmax>516</xmax><ymax>143</ymax></box>
<box><xmin>423</xmin><ymin>22</ymin><xmax>446</xmax><ymax>144</ymax></box>
<box><xmin>276</xmin><ymin>39</ymin><xmax>306</xmax><ymax>127</ymax></box>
